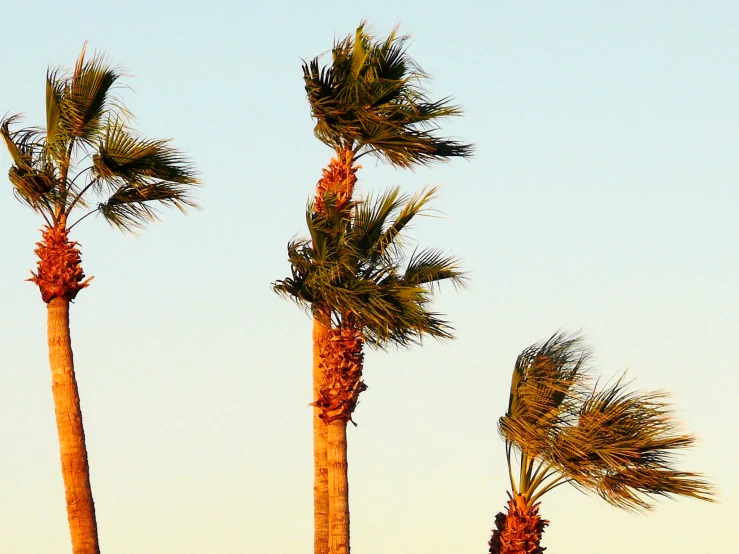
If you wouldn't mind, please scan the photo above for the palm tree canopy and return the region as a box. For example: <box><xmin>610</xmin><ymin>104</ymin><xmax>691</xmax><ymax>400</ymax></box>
<box><xmin>303</xmin><ymin>22</ymin><xmax>473</xmax><ymax>167</ymax></box>
<box><xmin>499</xmin><ymin>332</ymin><xmax>714</xmax><ymax>512</ymax></box>
<box><xmin>1</xmin><ymin>44</ymin><xmax>199</xmax><ymax>232</ymax></box>
<box><xmin>273</xmin><ymin>186</ymin><xmax>465</xmax><ymax>347</ymax></box>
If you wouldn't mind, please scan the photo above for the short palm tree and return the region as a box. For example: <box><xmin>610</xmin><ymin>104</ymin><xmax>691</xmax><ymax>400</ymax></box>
<box><xmin>489</xmin><ymin>332</ymin><xmax>714</xmax><ymax>554</ymax></box>
<box><xmin>1</xmin><ymin>45</ymin><xmax>199</xmax><ymax>554</ymax></box>
<box><xmin>274</xmin><ymin>185</ymin><xmax>465</xmax><ymax>554</ymax></box>
<box><xmin>300</xmin><ymin>22</ymin><xmax>472</xmax><ymax>554</ymax></box>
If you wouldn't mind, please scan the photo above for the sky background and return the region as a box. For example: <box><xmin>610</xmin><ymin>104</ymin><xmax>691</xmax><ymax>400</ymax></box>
<box><xmin>1</xmin><ymin>1</ymin><xmax>737</xmax><ymax>553</ymax></box>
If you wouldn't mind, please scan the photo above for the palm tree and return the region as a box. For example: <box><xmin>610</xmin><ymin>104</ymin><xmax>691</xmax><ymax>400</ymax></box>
<box><xmin>489</xmin><ymin>332</ymin><xmax>714</xmax><ymax>554</ymax></box>
<box><xmin>300</xmin><ymin>21</ymin><xmax>472</xmax><ymax>554</ymax></box>
<box><xmin>274</xmin><ymin>185</ymin><xmax>465</xmax><ymax>554</ymax></box>
<box><xmin>1</xmin><ymin>45</ymin><xmax>199</xmax><ymax>554</ymax></box>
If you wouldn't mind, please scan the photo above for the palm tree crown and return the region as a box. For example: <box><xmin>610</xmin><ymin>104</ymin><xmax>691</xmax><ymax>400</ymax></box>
<box><xmin>489</xmin><ymin>332</ymin><xmax>714</xmax><ymax>554</ymax></box>
<box><xmin>274</xmin><ymin>186</ymin><xmax>465</xmax><ymax>348</ymax></box>
<box><xmin>303</xmin><ymin>22</ymin><xmax>473</xmax><ymax>167</ymax></box>
<box><xmin>1</xmin><ymin>44</ymin><xmax>199</xmax><ymax>235</ymax></box>
<box><xmin>499</xmin><ymin>332</ymin><xmax>713</xmax><ymax>511</ymax></box>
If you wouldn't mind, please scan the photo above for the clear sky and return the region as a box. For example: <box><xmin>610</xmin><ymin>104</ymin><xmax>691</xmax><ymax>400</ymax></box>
<box><xmin>1</xmin><ymin>1</ymin><xmax>737</xmax><ymax>553</ymax></box>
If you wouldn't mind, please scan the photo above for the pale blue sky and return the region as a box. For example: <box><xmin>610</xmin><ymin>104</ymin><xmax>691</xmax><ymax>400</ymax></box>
<box><xmin>1</xmin><ymin>1</ymin><xmax>737</xmax><ymax>553</ymax></box>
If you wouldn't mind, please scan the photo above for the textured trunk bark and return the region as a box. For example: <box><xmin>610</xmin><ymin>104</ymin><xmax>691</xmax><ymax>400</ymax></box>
<box><xmin>313</xmin><ymin>318</ymin><xmax>330</xmax><ymax>554</ymax></box>
<box><xmin>47</xmin><ymin>298</ymin><xmax>100</xmax><ymax>554</ymax></box>
<box><xmin>327</xmin><ymin>420</ymin><xmax>350</xmax><ymax>554</ymax></box>
<box><xmin>488</xmin><ymin>493</ymin><xmax>547</xmax><ymax>554</ymax></box>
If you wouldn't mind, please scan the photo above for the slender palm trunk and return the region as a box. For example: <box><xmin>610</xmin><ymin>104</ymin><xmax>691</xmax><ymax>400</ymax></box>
<box><xmin>311</xmin><ymin>149</ymin><xmax>359</xmax><ymax>554</ymax></box>
<box><xmin>315</xmin><ymin>324</ymin><xmax>363</xmax><ymax>554</ymax></box>
<box><xmin>313</xmin><ymin>318</ymin><xmax>331</xmax><ymax>554</ymax></box>
<box><xmin>488</xmin><ymin>493</ymin><xmax>547</xmax><ymax>554</ymax></box>
<box><xmin>327</xmin><ymin>420</ymin><xmax>350</xmax><ymax>554</ymax></box>
<box><xmin>47</xmin><ymin>298</ymin><xmax>100</xmax><ymax>554</ymax></box>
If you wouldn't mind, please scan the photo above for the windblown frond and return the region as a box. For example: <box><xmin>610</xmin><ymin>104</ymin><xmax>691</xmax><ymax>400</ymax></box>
<box><xmin>403</xmin><ymin>248</ymin><xmax>465</xmax><ymax>289</ymax></box>
<box><xmin>61</xmin><ymin>45</ymin><xmax>126</xmax><ymax>146</ymax></box>
<box><xmin>97</xmin><ymin>181</ymin><xmax>199</xmax><ymax>231</ymax></box>
<box><xmin>302</xmin><ymin>21</ymin><xmax>473</xmax><ymax>167</ymax></box>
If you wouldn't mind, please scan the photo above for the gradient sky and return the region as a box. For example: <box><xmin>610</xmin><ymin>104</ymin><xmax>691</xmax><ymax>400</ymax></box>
<box><xmin>1</xmin><ymin>2</ymin><xmax>737</xmax><ymax>553</ymax></box>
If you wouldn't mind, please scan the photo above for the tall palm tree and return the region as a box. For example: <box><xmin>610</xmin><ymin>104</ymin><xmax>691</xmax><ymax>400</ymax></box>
<box><xmin>1</xmin><ymin>45</ymin><xmax>199</xmax><ymax>554</ymax></box>
<box><xmin>300</xmin><ymin>21</ymin><xmax>472</xmax><ymax>554</ymax></box>
<box><xmin>489</xmin><ymin>332</ymin><xmax>714</xmax><ymax>554</ymax></box>
<box><xmin>275</xmin><ymin>185</ymin><xmax>465</xmax><ymax>554</ymax></box>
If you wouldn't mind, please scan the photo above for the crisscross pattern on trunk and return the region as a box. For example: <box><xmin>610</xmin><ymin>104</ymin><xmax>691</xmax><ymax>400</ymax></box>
<box><xmin>29</xmin><ymin>226</ymin><xmax>92</xmax><ymax>303</ymax></box>
<box><xmin>489</xmin><ymin>493</ymin><xmax>549</xmax><ymax>554</ymax></box>
<box><xmin>314</xmin><ymin>149</ymin><xmax>359</xmax><ymax>214</ymax></box>
<box><xmin>314</xmin><ymin>325</ymin><xmax>366</xmax><ymax>424</ymax></box>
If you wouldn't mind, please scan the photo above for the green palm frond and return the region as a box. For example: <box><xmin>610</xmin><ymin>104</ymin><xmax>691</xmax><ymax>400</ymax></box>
<box><xmin>2</xmin><ymin>115</ymin><xmax>59</xmax><ymax>215</ymax></box>
<box><xmin>350</xmin><ymin>186</ymin><xmax>405</xmax><ymax>259</ymax></box>
<box><xmin>1</xmin><ymin>115</ymin><xmax>46</xmax><ymax>168</ymax></box>
<box><xmin>92</xmin><ymin>119</ymin><xmax>199</xmax><ymax>187</ymax></box>
<box><xmin>61</xmin><ymin>45</ymin><xmax>126</xmax><ymax>145</ymax></box>
<box><xmin>351</xmin><ymin>186</ymin><xmax>438</xmax><ymax>267</ymax></box>
<box><xmin>303</xmin><ymin>21</ymin><xmax>473</xmax><ymax>167</ymax></box>
<box><xmin>45</xmin><ymin>71</ymin><xmax>65</xmax><ymax>152</ymax></box>
<box><xmin>497</xmin><ymin>332</ymin><xmax>714</xmax><ymax>512</ymax></box>
<box><xmin>274</xmin><ymin>186</ymin><xmax>464</xmax><ymax>347</ymax></box>
<box><xmin>8</xmin><ymin>165</ymin><xmax>58</xmax><ymax>213</ymax></box>
<box><xmin>96</xmin><ymin>181</ymin><xmax>198</xmax><ymax>231</ymax></box>
<box><xmin>403</xmin><ymin>248</ymin><xmax>465</xmax><ymax>289</ymax></box>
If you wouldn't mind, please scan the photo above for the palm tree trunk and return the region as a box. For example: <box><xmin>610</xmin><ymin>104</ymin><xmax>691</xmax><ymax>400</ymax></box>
<box><xmin>313</xmin><ymin>318</ymin><xmax>330</xmax><ymax>554</ymax></box>
<box><xmin>47</xmin><ymin>297</ymin><xmax>100</xmax><ymax>554</ymax></box>
<box><xmin>327</xmin><ymin>420</ymin><xmax>350</xmax><ymax>554</ymax></box>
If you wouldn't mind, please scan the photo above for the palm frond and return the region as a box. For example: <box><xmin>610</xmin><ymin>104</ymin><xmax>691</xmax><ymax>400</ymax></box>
<box><xmin>500</xmin><ymin>333</ymin><xmax>590</xmax><ymax>451</ymax></box>
<box><xmin>96</xmin><ymin>181</ymin><xmax>199</xmax><ymax>232</ymax></box>
<box><xmin>402</xmin><ymin>248</ymin><xmax>465</xmax><ymax>289</ymax></box>
<box><xmin>59</xmin><ymin>45</ymin><xmax>127</xmax><ymax>145</ymax></box>
<box><xmin>365</xmin><ymin>186</ymin><xmax>435</xmax><ymax>258</ymax></box>
<box><xmin>2</xmin><ymin>115</ymin><xmax>60</xmax><ymax>216</ymax></box>
<box><xmin>92</xmin><ymin>119</ymin><xmax>199</xmax><ymax>187</ymax></box>
<box><xmin>45</xmin><ymin>72</ymin><xmax>63</xmax><ymax>147</ymax></box>
<box><xmin>1</xmin><ymin>115</ymin><xmax>43</xmax><ymax>168</ymax></box>
<box><xmin>595</xmin><ymin>468</ymin><xmax>714</xmax><ymax>512</ymax></box>
<box><xmin>349</xmin><ymin>186</ymin><xmax>406</xmax><ymax>261</ymax></box>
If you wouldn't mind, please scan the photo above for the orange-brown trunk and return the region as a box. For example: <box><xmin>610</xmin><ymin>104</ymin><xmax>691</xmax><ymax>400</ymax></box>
<box><xmin>314</xmin><ymin>148</ymin><xmax>359</xmax><ymax>214</ymax></box>
<box><xmin>47</xmin><ymin>298</ymin><xmax>100</xmax><ymax>554</ymax></box>
<box><xmin>313</xmin><ymin>317</ymin><xmax>331</xmax><ymax>554</ymax></box>
<box><xmin>488</xmin><ymin>493</ymin><xmax>548</xmax><ymax>554</ymax></box>
<box><xmin>311</xmin><ymin>149</ymin><xmax>359</xmax><ymax>553</ymax></box>
<box><xmin>314</xmin><ymin>323</ymin><xmax>364</xmax><ymax>554</ymax></box>
<box><xmin>327</xmin><ymin>420</ymin><xmax>350</xmax><ymax>554</ymax></box>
